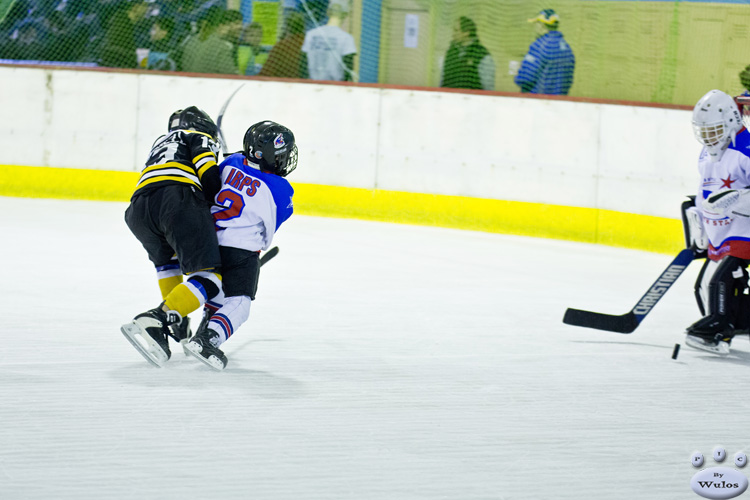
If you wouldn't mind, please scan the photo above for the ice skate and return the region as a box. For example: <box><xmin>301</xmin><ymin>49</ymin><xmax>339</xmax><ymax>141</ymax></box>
<box><xmin>184</xmin><ymin>327</ymin><xmax>227</xmax><ymax>371</ymax></box>
<box><xmin>166</xmin><ymin>315</ymin><xmax>194</xmax><ymax>357</ymax></box>
<box><xmin>120</xmin><ymin>306</ymin><xmax>181</xmax><ymax>367</ymax></box>
<box><xmin>684</xmin><ymin>333</ymin><xmax>732</xmax><ymax>356</ymax></box>
<box><xmin>684</xmin><ymin>315</ymin><xmax>733</xmax><ymax>356</ymax></box>
<box><xmin>169</xmin><ymin>316</ymin><xmax>191</xmax><ymax>342</ymax></box>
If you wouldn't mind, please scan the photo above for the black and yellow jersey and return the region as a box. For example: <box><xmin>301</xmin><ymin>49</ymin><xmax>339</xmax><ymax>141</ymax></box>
<box><xmin>133</xmin><ymin>129</ymin><xmax>221</xmax><ymax>199</ymax></box>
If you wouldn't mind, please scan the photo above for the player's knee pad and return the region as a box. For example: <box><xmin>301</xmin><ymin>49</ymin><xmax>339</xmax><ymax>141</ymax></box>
<box><xmin>694</xmin><ymin>256</ymin><xmax>749</xmax><ymax>324</ymax></box>
<box><xmin>208</xmin><ymin>295</ymin><xmax>251</xmax><ymax>342</ymax></box>
<box><xmin>186</xmin><ymin>270</ymin><xmax>222</xmax><ymax>302</ymax></box>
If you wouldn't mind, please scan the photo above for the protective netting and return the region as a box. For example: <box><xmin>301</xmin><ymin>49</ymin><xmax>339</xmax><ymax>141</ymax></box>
<box><xmin>2</xmin><ymin>0</ymin><xmax>750</xmax><ymax>105</ymax></box>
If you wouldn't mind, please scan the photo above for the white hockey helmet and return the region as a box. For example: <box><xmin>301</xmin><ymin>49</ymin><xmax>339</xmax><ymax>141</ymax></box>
<box><xmin>692</xmin><ymin>89</ymin><xmax>743</xmax><ymax>162</ymax></box>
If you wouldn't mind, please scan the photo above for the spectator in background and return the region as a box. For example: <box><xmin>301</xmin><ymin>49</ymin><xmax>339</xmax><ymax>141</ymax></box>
<box><xmin>300</xmin><ymin>0</ymin><xmax>356</xmax><ymax>82</ymax></box>
<box><xmin>258</xmin><ymin>11</ymin><xmax>305</xmax><ymax>78</ymax></box>
<box><xmin>0</xmin><ymin>0</ymin><xmax>32</xmax><ymax>35</ymax></box>
<box><xmin>237</xmin><ymin>22</ymin><xmax>266</xmax><ymax>76</ymax></box>
<box><xmin>180</xmin><ymin>7</ymin><xmax>242</xmax><ymax>74</ymax></box>
<box><xmin>146</xmin><ymin>16</ymin><xmax>177</xmax><ymax>70</ymax></box>
<box><xmin>0</xmin><ymin>0</ymin><xmax>28</xmax><ymax>59</ymax></box>
<box><xmin>155</xmin><ymin>0</ymin><xmax>200</xmax><ymax>50</ymax></box>
<box><xmin>515</xmin><ymin>8</ymin><xmax>575</xmax><ymax>95</ymax></box>
<box><xmin>177</xmin><ymin>5</ymin><xmax>218</xmax><ymax>69</ymax></box>
<box><xmin>66</xmin><ymin>0</ymin><xmax>105</xmax><ymax>63</ymax></box>
<box><xmin>129</xmin><ymin>0</ymin><xmax>153</xmax><ymax>49</ymax></box>
<box><xmin>43</xmin><ymin>10</ymin><xmax>82</xmax><ymax>61</ymax></box>
<box><xmin>739</xmin><ymin>64</ymin><xmax>750</xmax><ymax>96</ymax></box>
<box><xmin>440</xmin><ymin>16</ymin><xmax>495</xmax><ymax>91</ymax></box>
<box><xmin>98</xmin><ymin>1</ymin><xmax>138</xmax><ymax>68</ymax></box>
<box><xmin>2</xmin><ymin>18</ymin><xmax>48</xmax><ymax>61</ymax></box>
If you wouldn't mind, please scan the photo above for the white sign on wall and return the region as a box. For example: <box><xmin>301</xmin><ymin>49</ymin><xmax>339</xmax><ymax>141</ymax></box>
<box><xmin>404</xmin><ymin>14</ymin><xmax>419</xmax><ymax>48</ymax></box>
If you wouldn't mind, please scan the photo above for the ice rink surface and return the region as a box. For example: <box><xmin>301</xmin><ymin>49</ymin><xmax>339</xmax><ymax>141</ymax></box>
<box><xmin>2</xmin><ymin>196</ymin><xmax>750</xmax><ymax>500</ymax></box>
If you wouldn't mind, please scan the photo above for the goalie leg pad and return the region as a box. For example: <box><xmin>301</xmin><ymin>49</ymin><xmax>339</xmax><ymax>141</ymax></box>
<box><xmin>694</xmin><ymin>259</ymin><xmax>714</xmax><ymax>316</ymax></box>
<box><xmin>689</xmin><ymin>256</ymin><xmax>750</xmax><ymax>335</ymax></box>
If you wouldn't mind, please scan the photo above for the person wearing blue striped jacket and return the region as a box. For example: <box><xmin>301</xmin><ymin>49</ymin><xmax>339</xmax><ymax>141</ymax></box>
<box><xmin>515</xmin><ymin>9</ymin><xmax>575</xmax><ymax>96</ymax></box>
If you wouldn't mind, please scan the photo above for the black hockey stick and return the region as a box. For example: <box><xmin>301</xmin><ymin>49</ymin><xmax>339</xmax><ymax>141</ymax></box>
<box><xmin>216</xmin><ymin>84</ymin><xmax>245</xmax><ymax>156</ymax></box>
<box><xmin>562</xmin><ymin>248</ymin><xmax>696</xmax><ymax>333</ymax></box>
<box><xmin>260</xmin><ymin>246</ymin><xmax>279</xmax><ymax>266</ymax></box>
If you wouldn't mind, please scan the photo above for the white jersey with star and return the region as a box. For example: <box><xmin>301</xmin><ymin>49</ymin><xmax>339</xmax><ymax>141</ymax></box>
<box><xmin>696</xmin><ymin>128</ymin><xmax>750</xmax><ymax>260</ymax></box>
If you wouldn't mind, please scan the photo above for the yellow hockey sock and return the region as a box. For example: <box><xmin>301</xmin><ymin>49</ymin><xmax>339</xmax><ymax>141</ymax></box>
<box><xmin>163</xmin><ymin>283</ymin><xmax>201</xmax><ymax>317</ymax></box>
<box><xmin>158</xmin><ymin>275</ymin><xmax>183</xmax><ymax>300</ymax></box>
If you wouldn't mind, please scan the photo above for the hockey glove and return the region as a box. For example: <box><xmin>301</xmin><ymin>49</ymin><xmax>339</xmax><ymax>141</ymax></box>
<box><xmin>703</xmin><ymin>189</ymin><xmax>750</xmax><ymax>217</ymax></box>
<box><xmin>684</xmin><ymin>206</ymin><xmax>708</xmax><ymax>252</ymax></box>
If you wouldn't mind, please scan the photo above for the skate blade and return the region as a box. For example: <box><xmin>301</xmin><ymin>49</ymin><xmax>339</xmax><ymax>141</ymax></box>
<box><xmin>120</xmin><ymin>322</ymin><xmax>169</xmax><ymax>367</ymax></box>
<box><xmin>180</xmin><ymin>339</ymin><xmax>191</xmax><ymax>357</ymax></box>
<box><xmin>184</xmin><ymin>341</ymin><xmax>225</xmax><ymax>371</ymax></box>
<box><xmin>684</xmin><ymin>335</ymin><xmax>731</xmax><ymax>356</ymax></box>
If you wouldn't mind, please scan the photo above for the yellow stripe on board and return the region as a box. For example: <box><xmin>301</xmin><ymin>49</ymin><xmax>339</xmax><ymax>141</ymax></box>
<box><xmin>0</xmin><ymin>165</ymin><xmax>684</xmax><ymax>255</ymax></box>
<box><xmin>1</xmin><ymin>165</ymin><xmax>140</xmax><ymax>201</ymax></box>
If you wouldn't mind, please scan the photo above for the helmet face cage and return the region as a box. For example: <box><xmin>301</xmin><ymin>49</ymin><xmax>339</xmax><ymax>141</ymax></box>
<box><xmin>692</xmin><ymin>121</ymin><xmax>728</xmax><ymax>148</ymax></box>
<box><xmin>168</xmin><ymin>106</ymin><xmax>219</xmax><ymax>141</ymax></box>
<box><xmin>243</xmin><ymin>121</ymin><xmax>297</xmax><ymax>177</ymax></box>
<box><xmin>692</xmin><ymin>90</ymin><xmax>742</xmax><ymax>161</ymax></box>
<box><xmin>277</xmin><ymin>144</ymin><xmax>298</xmax><ymax>177</ymax></box>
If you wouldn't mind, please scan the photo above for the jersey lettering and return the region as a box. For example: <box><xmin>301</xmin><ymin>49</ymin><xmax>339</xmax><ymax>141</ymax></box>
<box><xmin>227</xmin><ymin>168</ymin><xmax>243</xmax><ymax>189</ymax></box>
<box><xmin>147</xmin><ymin>134</ymin><xmax>180</xmax><ymax>166</ymax></box>
<box><xmin>214</xmin><ymin>189</ymin><xmax>245</xmax><ymax>221</ymax></box>
<box><xmin>225</xmin><ymin>168</ymin><xmax>260</xmax><ymax>197</ymax></box>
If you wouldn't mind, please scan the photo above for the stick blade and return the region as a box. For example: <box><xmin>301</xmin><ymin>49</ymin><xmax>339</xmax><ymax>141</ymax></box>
<box><xmin>563</xmin><ymin>308</ymin><xmax>639</xmax><ymax>334</ymax></box>
<box><xmin>260</xmin><ymin>246</ymin><xmax>279</xmax><ymax>266</ymax></box>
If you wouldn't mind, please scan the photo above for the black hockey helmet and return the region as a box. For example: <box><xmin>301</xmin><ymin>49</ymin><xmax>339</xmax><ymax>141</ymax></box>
<box><xmin>242</xmin><ymin>121</ymin><xmax>298</xmax><ymax>177</ymax></box>
<box><xmin>168</xmin><ymin>106</ymin><xmax>219</xmax><ymax>141</ymax></box>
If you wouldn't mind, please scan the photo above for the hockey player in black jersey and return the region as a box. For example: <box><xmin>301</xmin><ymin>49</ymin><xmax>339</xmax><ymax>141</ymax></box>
<box><xmin>120</xmin><ymin>106</ymin><xmax>224</xmax><ymax>367</ymax></box>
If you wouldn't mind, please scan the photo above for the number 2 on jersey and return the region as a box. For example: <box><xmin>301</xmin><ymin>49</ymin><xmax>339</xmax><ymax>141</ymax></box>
<box><xmin>214</xmin><ymin>189</ymin><xmax>245</xmax><ymax>220</ymax></box>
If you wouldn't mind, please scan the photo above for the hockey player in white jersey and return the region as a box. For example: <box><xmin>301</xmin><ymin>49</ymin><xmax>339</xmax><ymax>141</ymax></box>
<box><xmin>683</xmin><ymin>89</ymin><xmax>750</xmax><ymax>355</ymax></box>
<box><xmin>184</xmin><ymin>121</ymin><xmax>297</xmax><ymax>370</ymax></box>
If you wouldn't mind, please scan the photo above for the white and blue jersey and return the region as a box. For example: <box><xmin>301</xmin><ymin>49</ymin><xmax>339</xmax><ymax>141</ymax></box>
<box><xmin>211</xmin><ymin>153</ymin><xmax>294</xmax><ymax>252</ymax></box>
<box><xmin>697</xmin><ymin>128</ymin><xmax>750</xmax><ymax>261</ymax></box>
<box><xmin>515</xmin><ymin>31</ymin><xmax>575</xmax><ymax>95</ymax></box>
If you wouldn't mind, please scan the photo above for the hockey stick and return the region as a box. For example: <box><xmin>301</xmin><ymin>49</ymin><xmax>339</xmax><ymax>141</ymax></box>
<box><xmin>562</xmin><ymin>248</ymin><xmax>696</xmax><ymax>333</ymax></box>
<box><xmin>260</xmin><ymin>246</ymin><xmax>279</xmax><ymax>266</ymax></box>
<box><xmin>216</xmin><ymin>84</ymin><xmax>245</xmax><ymax>156</ymax></box>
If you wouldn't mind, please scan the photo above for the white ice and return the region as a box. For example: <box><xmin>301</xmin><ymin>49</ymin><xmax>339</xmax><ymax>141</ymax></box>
<box><xmin>1</xmin><ymin>196</ymin><xmax>749</xmax><ymax>500</ymax></box>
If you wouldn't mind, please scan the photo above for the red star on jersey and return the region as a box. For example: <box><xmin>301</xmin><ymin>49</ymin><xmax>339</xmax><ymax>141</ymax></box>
<box><xmin>721</xmin><ymin>175</ymin><xmax>737</xmax><ymax>189</ymax></box>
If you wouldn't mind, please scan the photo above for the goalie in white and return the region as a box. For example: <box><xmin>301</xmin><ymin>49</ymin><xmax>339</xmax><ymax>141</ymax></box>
<box><xmin>683</xmin><ymin>89</ymin><xmax>750</xmax><ymax>355</ymax></box>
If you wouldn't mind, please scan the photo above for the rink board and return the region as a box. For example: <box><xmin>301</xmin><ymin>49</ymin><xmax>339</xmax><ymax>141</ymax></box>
<box><xmin>0</xmin><ymin>164</ymin><xmax>682</xmax><ymax>254</ymax></box>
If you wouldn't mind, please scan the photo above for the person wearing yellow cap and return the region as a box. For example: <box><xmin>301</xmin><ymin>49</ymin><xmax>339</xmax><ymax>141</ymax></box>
<box><xmin>514</xmin><ymin>8</ymin><xmax>575</xmax><ymax>95</ymax></box>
